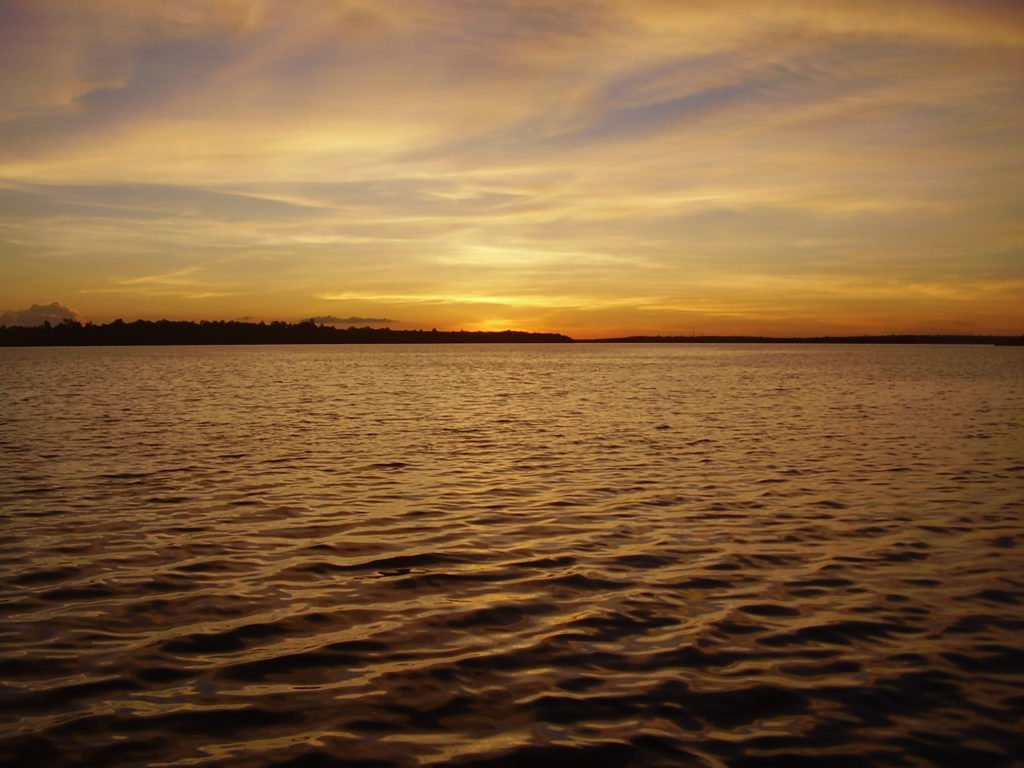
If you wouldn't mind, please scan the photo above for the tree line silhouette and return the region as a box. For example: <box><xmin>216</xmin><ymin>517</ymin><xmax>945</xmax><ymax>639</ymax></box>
<box><xmin>0</xmin><ymin>318</ymin><xmax>1019</xmax><ymax>346</ymax></box>
<box><xmin>0</xmin><ymin>318</ymin><xmax>572</xmax><ymax>346</ymax></box>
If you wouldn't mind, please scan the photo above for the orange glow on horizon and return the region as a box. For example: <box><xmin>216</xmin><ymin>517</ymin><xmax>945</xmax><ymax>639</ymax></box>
<box><xmin>1</xmin><ymin>1</ymin><xmax>1022</xmax><ymax>336</ymax></box>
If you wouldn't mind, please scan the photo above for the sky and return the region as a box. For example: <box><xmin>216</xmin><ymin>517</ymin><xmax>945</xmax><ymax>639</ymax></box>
<box><xmin>1</xmin><ymin>0</ymin><xmax>1022</xmax><ymax>337</ymax></box>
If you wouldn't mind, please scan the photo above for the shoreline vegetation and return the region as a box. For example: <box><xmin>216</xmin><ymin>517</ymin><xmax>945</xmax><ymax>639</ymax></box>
<box><xmin>0</xmin><ymin>318</ymin><xmax>1021</xmax><ymax>346</ymax></box>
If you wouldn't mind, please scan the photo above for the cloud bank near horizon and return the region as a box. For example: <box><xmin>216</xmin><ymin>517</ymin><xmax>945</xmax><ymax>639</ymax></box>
<box><xmin>1</xmin><ymin>302</ymin><xmax>83</xmax><ymax>327</ymax></box>
<box><xmin>1</xmin><ymin>0</ymin><xmax>1022</xmax><ymax>335</ymax></box>
<box><xmin>306</xmin><ymin>315</ymin><xmax>394</xmax><ymax>326</ymax></box>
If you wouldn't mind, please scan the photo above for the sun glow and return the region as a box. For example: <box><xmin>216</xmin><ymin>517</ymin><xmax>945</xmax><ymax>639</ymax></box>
<box><xmin>1</xmin><ymin>0</ymin><xmax>1022</xmax><ymax>335</ymax></box>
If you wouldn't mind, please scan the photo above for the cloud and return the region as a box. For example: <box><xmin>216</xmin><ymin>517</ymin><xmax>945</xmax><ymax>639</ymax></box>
<box><xmin>1</xmin><ymin>302</ymin><xmax>83</xmax><ymax>326</ymax></box>
<box><xmin>306</xmin><ymin>315</ymin><xmax>394</xmax><ymax>325</ymax></box>
<box><xmin>0</xmin><ymin>1</ymin><xmax>1022</xmax><ymax>334</ymax></box>
<box><xmin>0</xmin><ymin>182</ymin><xmax>321</xmax><ymax>221</ymax></box>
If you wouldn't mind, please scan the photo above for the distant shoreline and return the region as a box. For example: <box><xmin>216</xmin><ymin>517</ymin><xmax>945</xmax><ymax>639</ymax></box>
<box><xmin>0</xmin><ymin>320</ymin><xmax>572</xmax><ymax>347</ymax></box>
<box><xmin>585</xmin><ymin>334</ymin><xmax>1024</xmax><ymax>346</ymax></box>
<box><xmin>0</xmin><ymin>319</ymin><xmax>1021</xmax><ymax>346</ymax></box>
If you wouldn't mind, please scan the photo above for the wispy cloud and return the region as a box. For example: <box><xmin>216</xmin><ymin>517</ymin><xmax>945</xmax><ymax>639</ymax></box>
<box><xmin>116</xmin><ymin>266</ymin><xmax>202</xmax><ymax>286</ymax></box>
<box><xmin>1</xmin><ymin>0</ymin><xmax>1022</xmax><ymax>334</ymax></box>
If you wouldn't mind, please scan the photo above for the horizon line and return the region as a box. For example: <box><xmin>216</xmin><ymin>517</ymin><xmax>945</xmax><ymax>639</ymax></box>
<box><xmin>1</xmin><ymin>317</ymin><xmax>1021</xmax><ymax>345</ymax></box>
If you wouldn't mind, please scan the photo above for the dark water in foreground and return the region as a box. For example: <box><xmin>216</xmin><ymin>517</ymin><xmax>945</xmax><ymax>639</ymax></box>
<box><xmin>1</xmin><ymin>344</ymin><xmax>1022</xmax><ymax>767</ymax></box>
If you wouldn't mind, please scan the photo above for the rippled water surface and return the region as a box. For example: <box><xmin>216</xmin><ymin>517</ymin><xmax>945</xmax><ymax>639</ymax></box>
<box><xmin>1</xmin><ymin>343</ymin><xmax>1022</xmax><ymax>767</ymax></box>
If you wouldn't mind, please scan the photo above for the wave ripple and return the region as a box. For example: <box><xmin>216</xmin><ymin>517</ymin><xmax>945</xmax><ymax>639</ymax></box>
<box><xmin>1</xmin><ymin>344</ymin><xmax>1022</xmax><ymax>766</ymax></box>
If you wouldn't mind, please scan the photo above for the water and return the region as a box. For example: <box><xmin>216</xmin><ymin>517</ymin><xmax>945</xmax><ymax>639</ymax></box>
<box><xmin>1</xmin><ymin>343</ymin><xmax>1022</xmax><ymax>767</ymax></box>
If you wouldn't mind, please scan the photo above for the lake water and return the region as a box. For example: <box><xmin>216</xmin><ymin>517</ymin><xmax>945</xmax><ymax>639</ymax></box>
<box><xmin>1</xmin><ymin>343</ymin><xmax>1022</xmax><ymax>767</ymax></box>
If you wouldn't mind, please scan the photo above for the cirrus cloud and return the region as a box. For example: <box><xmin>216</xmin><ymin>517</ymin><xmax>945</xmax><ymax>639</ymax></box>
<box><xmin>0</xmin><ymin>1</ymin><xmax>1022</xmax><ymax>335</ymax></box>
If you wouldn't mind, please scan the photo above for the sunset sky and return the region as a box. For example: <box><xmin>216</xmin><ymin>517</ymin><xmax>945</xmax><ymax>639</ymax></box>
<box><xmin>1</xmin><ymin>0</ymin><xmax>1022</xmax><ymax>336</ymax></box>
